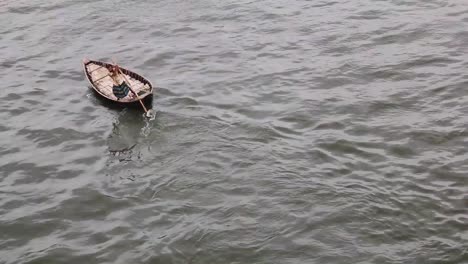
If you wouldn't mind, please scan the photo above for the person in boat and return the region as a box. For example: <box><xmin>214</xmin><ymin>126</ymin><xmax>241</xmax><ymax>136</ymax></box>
<box><xmin>108</xmin><ymin>64</ymin><xmax>131</xmax><ymax>100</ymax></box>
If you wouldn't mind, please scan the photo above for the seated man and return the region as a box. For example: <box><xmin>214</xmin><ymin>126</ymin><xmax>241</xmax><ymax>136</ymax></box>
<box><xmin>108</xmin><ymin>65</ymin><xmax>130</xmax><ymax>99</ymax></box>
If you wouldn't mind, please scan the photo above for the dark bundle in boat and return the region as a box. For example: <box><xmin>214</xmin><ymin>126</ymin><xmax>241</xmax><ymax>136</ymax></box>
<box><xmin>83</xmin><ymin>59</ymin><xmax>153</xmax><ymax>108</ymax></box>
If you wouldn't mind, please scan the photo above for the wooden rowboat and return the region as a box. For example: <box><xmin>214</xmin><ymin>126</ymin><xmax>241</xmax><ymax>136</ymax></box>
<box><xmin>83</xmin><ymin>59</ymin><xmax>153</xmax><ymax>106</ymax></box>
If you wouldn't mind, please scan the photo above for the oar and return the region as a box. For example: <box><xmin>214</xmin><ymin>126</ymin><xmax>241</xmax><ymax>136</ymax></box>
<box><xmin>111</xmin><ymin>60</ymin><xmax>152</xmax><ymax>117</ymax></box>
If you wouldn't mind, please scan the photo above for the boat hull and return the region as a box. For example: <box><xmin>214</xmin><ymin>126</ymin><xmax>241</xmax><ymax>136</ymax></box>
<box><xmin>88</xmin><ymin>86</ymin><xmax>153</xmax><ymax>109</ymax></box>
<box><xmin>83</xmin><ymin>59</ymin><xmax>154</xmax><ymax>108</ymax></box>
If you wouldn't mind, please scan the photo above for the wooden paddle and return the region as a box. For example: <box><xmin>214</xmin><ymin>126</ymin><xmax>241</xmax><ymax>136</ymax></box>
<box><xmin>111</xmin><ymin>60</ymin><xmax>152</xmax><ymax>117</ymax></box>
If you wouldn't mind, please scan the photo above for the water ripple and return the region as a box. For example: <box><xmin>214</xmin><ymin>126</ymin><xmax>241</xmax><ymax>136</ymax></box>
<box><xmin>1</xmin><ymin>0</ymin><xmax>467</xmax><ymax>263</ymax></box>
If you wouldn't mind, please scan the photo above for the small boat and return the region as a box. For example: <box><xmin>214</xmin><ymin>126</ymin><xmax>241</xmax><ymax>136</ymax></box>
<box><xmin>83</xmin><ymin>59</ymin><xmax>153</xmax><ymax>106</ymax></box>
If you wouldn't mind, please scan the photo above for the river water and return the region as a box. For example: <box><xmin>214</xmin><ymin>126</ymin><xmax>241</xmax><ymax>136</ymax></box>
<box><xmin>1</xmin><ymin>0</ymin><xmax>467</xmax><ymax>263</ymax></box>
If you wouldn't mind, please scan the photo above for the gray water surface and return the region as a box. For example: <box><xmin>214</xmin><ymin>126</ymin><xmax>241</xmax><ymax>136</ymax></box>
<box><xmin>1</xmin><ymin>0</ymin><xmax>467</xmax><ymax>263</ymax></box>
